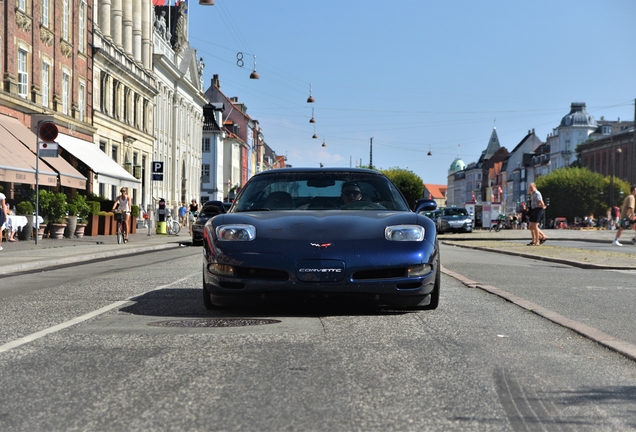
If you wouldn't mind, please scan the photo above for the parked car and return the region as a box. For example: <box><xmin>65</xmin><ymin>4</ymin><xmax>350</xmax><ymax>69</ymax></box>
<box><xmin>192</xmin><ymin>201</ymin><xmax>226</xmax><ymax>246</ymax></box>
<box><xmin>202</xmin><ymin>168</ymin><xmax>440</xmax><ymax>310</ymax></box>
<box><xmin>436</xmin><ymin>207</ymin><xmax>473</xmax><ymax>233</ymax></box>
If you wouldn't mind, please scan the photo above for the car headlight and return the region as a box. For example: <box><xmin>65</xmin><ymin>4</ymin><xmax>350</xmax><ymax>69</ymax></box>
<box><xmin>216</xmin><ymin>224</ymin><xmax>256</xmax><ymax>241</ymax></box>
<box><xmin>385</xmin><ymin>225</ymin><xmax>424</xmax><ymax>241</ymax></box>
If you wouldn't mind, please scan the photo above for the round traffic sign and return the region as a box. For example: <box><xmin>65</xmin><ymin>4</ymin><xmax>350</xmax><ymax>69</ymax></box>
<box><xmin>39</xmin><ymin>122</ymin><xmax>58</xmax><ymax>142</ymax></box>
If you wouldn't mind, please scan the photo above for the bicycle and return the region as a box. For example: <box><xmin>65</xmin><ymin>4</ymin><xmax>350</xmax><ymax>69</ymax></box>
<box><xmin>166</xmin><ymin>211</ymin><xmax>181</xmax><ymax>235</ymax></box>
<box><xmin>114</xmin><ymin>210</ymin><xmax>128</xmax><ymax>244</ymax></box>
<box><xmin>489</xmin><ymin>215</ymin><xmax>507</xmax><ymax>232</ymax></box>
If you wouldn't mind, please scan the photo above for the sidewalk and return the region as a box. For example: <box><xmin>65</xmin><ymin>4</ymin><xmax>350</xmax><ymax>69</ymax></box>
<box><xmin>441</xmin><ymin>227</ymin><xmax>636</xmax><ymax>269</ymax></box>
<box><xmin>0</xmin><ymin>228</ymin><xmax>190</xmax><ymax>276</ymax></box>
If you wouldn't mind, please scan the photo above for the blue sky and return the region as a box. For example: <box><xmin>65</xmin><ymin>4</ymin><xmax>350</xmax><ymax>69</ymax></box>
<box><xmin>188</xmin><ymin>0</ymin><xmax>636</xmax><ymax>185</ymax></box>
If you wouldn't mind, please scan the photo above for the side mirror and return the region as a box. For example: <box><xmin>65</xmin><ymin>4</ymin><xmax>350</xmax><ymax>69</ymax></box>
<box><xmin>414</xmin><ymin>199</ymin><xmax>437</xmax><ymax>213</ymax></box>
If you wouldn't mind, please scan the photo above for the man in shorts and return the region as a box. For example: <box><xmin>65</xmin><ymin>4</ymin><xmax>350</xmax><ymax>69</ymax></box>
<box><xmin>612</xmin><ymin>185</ymin><xmax>636</xmax><ymax>246</ymax></box>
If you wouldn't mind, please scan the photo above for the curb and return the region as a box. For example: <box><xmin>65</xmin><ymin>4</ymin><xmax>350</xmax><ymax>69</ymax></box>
<box><xmin>442</xmin><ymin>241</ymin><xmax>636</xmax><ymax>270</ymax></box>
<box><xmin>441</xmin><ymin>265</ymin><xmax>636</xmax><ymax>362</ymax></box>
<box><xmin>0</xmin><ymin>243</ymin><xmax>182</xmax><ymax>276</ymax></box>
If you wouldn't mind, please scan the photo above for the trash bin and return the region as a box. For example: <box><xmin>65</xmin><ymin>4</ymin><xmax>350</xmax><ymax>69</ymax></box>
<box><xmin>156</xmin><ymin>198</ymin><xmax>167</xmax><ymax>234</ymax></box>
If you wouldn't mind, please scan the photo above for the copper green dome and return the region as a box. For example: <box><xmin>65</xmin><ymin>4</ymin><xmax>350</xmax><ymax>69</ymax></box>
<box><xmin>449</xmin><ymin>158</ymin><xmax>466</xmax><ymax>172</ymax></box>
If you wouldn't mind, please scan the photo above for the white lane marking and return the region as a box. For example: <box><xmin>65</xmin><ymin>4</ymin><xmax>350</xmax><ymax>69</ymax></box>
<box><xmin>0</xmin><ymin>273</ymin><xmax>197</xmax><ymax>354</ymax></box>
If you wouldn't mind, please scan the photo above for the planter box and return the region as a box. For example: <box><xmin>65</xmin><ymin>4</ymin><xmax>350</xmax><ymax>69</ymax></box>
<box><xmin>85</xmin><ymin>215</ymin><xmax>99</xmax><ymax>236</ymax></box>
<box><xmin>130</xmin><ymin>216</ymin><xmax>137</xmax><ymax>234</ymax></box>
<box><xmin>98</xmin><ymin>215</ymin><xmax>113</xmax><ymax>235</ymax></box>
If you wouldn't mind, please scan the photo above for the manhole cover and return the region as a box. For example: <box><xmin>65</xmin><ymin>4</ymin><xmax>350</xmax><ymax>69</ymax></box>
<box><xmin>147</xmin><ymin>318</ymin><xmax>281</xmax><ymax>328</ymax></box>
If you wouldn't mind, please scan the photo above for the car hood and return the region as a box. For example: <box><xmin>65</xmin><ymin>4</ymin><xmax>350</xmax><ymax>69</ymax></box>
<box><xmin>210</xmin><ymin>211</ymin><xmax>435</xmax><ymax>242</ymax></box>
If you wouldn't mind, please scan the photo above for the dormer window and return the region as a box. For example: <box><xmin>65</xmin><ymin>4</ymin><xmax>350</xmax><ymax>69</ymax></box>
<box><xmin>602</xmin><ymin>125</ymin><xmax>611</xmax><ymax>135</ymax></box>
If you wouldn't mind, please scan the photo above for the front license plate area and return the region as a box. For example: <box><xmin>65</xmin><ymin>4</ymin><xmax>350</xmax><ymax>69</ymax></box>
<box><xmin>296</xmin><ymin>260</ymin><xmax>345</xmax><ymax>282</ymax></box>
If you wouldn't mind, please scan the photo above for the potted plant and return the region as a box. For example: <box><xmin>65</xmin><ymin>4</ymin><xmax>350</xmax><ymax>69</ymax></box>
<box><xmin>85</xmin><ymin>201</ymin><xmax>101</xmax><ymax>236</ymax></box>
<box><xmin>37</xmin><ymin>190</ymin><xmax>53</xmax><ymax>239</ymax></box>
<box><xmin>64</xmin><ymin>203</ymin><xmax>78</xmax><ymax>239</ymax></box>
<box><xmin>69</xmin><ymin>194</ymin><xmax>91</xmax><ymax>238</ymax></box>
<box><xmin>16</xmin><ymin>200</ymin><xmax>34</xmax><ymax>241</ymax></box>
<box><xmin>47</xmin><ymin>192</ymin><xmax>68</xmax><ymax>239</ymax></box>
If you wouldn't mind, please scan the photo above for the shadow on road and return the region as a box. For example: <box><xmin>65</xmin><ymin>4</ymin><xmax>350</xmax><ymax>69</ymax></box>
<box><xmin>120</xmin><ymin>288</ymin><xmax>410</xmax><ymax>318</ymax></box>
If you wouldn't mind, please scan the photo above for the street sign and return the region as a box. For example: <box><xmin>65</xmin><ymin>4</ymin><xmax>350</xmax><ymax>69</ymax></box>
<box><xmin>152</xmin><ymin>161</ymin><xmax>164</xmax><ymax>181</ymax></box>
<box><xmin>39</xmin><ymin>141</ymin><xmax>59</xmax><ymax>158</ymax></box>
<box><xmin>39</xmin><ymin>122</ymin><xmax>59</xmax><ymax>142</ymax></box>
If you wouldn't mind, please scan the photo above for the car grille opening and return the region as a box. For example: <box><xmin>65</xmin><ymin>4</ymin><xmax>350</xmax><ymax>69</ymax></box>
<box><xmin>352</xmin><ymin>267</ymin><xmax>407</xmax><ymax>280</ymax></box>
<box><xmin>219</xmin><ymin>281</ymin><xmax>246</xmax><ymax>289</ymax></box>
<box><xmin>235</xmin><ymin>267</ymin><xmax>289</xmax><ymax>281</ymax></box>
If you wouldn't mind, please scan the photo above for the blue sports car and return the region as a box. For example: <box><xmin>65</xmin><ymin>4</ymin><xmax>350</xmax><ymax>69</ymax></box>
<box><xmin>202</xmin><ymin>168</ymin><xmax>440</xmax><ymax>310</ymax></box>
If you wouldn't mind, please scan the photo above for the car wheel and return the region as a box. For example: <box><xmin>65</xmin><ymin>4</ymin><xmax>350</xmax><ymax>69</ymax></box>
<box><xmin>192</xmin><ymin>237</ymin><xmax>203</xmax><ymax>246</ymax></box>
<box><xmin>425</xmin><ymin>264</ymin><xmax>441</xmax><ymax>310</ymax></box>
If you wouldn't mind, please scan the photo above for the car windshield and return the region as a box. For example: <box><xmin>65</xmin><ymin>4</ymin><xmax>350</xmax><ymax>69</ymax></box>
<box><xmin>443</xmin><ymin>208</ymin><xmax>468</xmax><ymax>216</ymax></box>
<box><xmin>233</xmin><ymin>171</ymin><xmax>410</xmax><ymax>212</ymax></box>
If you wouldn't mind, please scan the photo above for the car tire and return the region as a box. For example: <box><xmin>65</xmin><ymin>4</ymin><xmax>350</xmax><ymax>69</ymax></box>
<box><xmin>424</xmin><ymin>265</ymin><xmax>441</xmax><ymax>310</ymax></box>
<box><xmin>192</xmin><ymin>237</ymin><xmax>203</xmax><ymax>246</ymax></box>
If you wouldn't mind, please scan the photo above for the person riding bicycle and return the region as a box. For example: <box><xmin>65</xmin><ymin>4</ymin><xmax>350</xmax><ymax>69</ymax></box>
<box><xmin>112</xmin><ymin>187</ymin><xmax>131</xmax><ymax>243</ymax></box>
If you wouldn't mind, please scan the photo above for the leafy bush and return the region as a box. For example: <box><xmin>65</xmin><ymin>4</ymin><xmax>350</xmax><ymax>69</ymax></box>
<box><xmin>86</xmin><ymin>201</ymin><xmax>101</xmax><ymax>215</ymax></box>
<box><xmin>535</xmin><ymin>167</ymin><xmax>630</xmax><ymax>221</ymax></box>
<box><xmin>71</xmin><ymin>194</ymin><xmax>91</xmax><ymax>219</ymax></box>
<box><xmin>380</xmin><ymin>167</ymin><xmax>424</xmax><ymax>210</ymax></box>
<box><xmin>16</xmin><ymin>201</ymin><xmax>34</xmax><ymax>215</ymax></box>
<box><xmin>131</xmin><ymin>205</ymin><xmax>139</xmax><ymax>217</ymax></box>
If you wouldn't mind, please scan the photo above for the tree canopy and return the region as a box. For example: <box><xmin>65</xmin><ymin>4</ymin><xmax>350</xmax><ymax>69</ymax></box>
<box><xmin>379</xmin><ymin>167</ymin><xmax>424</xmax><ymax>209</ymax></box>
<box><xmin>535</xmin><ymin>167</ymin><xmax>630</xmax><ymax>221</ymax></box>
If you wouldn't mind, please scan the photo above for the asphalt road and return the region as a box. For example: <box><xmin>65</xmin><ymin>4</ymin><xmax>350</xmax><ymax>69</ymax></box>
<box><xmin>1</xmin><ymin>246</ymin><xmax>635</xmax><ymax>431</ymax></box>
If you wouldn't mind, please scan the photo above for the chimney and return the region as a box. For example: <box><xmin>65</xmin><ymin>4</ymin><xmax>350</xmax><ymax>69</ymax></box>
<box><xmin>212</xmin><ymin>74</ymin><xmax>220</xmax><ymax>89</ymax></box>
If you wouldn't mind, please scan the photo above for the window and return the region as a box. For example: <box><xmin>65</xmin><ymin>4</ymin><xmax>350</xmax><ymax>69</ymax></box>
<box><xmin>202</xmin><ymin>137</ymin><xmax>210</xmax><ymax>152</ymax></box>
<box><xmin>100</xmin><ymin>141</ymin><xmax>107</xmax><ymax>153</ymax></box>
<box><xmin>42</xmin><ymin>0</ymin><xmax>50</xmax><ymax>27</ymax></box>
<box><xmin>201</xmin><ymin>164</ymin><xmax>210</xmax><ymax>183</ymax></box>
<box><xmin>62</xmin><ymin>73</ymin><xmax>70</xmax><ymax>115</ymax></box>
<box><xmin>78</xmin><ymin>82</ymin><xmax>86</xmax><ymax>121</ymax></box>
<box><xmin>112</xmin><ymin>145</ymin><xmax>118</xmax><ymax>162</ymax></box>
<box><xmin>41</xmin><ymin>62</ymin><xmax>50</xmax><ymax>107</ymax></box>
<box><xmin>62</xmin><ymin>0</ymin><xmax>70</xmax><ymax>41</ymax></box>
<box><xmin>18</xmin><ymin>49</ymin><xmax>28</xmax><ymax>98</ymax></box>
<box><xmin>17</xmin><ymin>0</ymin><xmax>26</xmax><ymax>12</ymax></box>
<box><xmin>78</xmin><ymin>1</ymin><xmax>86</xmax><ymax>53</ymax></box>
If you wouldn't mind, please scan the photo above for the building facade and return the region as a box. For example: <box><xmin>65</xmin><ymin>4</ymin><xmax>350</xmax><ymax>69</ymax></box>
<box><xmin>0</xmin><ymin>0</ymin><xmax>94</xmax><ymax>204</ymax></box>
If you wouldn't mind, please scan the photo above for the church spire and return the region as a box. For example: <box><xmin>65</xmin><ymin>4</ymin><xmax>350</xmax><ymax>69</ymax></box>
<box><xmin>484</xmin><ymin>126</ymin><xmax>501</xmax><ymax>159</ymax></box>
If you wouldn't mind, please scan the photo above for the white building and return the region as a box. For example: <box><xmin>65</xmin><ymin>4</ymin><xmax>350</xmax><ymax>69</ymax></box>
<box><xmin>151</xmin><ymin>4</ymin><xmax>207</xmax><ymax>212</ymax></box>
<box><xmin>201</xmin><ymin>103</ymin><xmax>225</xmax><ymax>203</ymax></box>
<box><xmin>547</xmin><ymin>102</ymin><xmax>598</xmax><ymax>170</ymax></box>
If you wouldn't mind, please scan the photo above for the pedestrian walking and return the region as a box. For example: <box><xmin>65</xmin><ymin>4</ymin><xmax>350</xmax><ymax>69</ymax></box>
<box><xmin>612</xmin><ymin>185</ymin><xmax>636</xmax><ymax>246</ymax></box>
<box><xmin>188</xmin><ymin>199</ymin><xmax>199</xmax><ymax>234</ymax></box>
<box><xmin>178</xmin><ymin>202</ymin><xmax>187</xmax><ymax>227</ymax></box>
<box><xmin>527</xmin><ymin>183</ymin><xmax>548</xmax><ymax>246</ymax></box>
<box><xmin>0</xmin><ymin>191</ymin><xmax>6</xmax><ymax>250</ymax></box>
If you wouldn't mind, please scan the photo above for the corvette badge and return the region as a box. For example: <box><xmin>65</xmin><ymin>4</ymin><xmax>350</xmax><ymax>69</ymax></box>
<box><xmin>310</xmin><ymin>243</ymin><xmax>332</xmax><ymax>249</ymax></box>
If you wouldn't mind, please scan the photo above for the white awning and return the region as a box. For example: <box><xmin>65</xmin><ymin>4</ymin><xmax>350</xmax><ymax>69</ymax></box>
<box><xmin>56</xmin><ymin>133</ymin><xmax>140</xmax><ymax>189</ymax></box>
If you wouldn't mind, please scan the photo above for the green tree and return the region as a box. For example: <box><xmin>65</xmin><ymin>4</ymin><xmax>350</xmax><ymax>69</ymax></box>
<box><xmin>379</xmin><ymin>167</ymin><xmax>424</xmax><ymax>209</ymax></box>
<box><xmin>535</xmin><ymin>167</ymin><xmax>629</xmax><ymax>222</ymax></box>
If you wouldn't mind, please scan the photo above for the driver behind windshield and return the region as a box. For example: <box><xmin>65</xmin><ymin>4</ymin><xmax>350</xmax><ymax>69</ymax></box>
<box><xmin>341</xmin><ymin>181</ymin><xmax>363</xmax><ymax>205</ymax></box>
